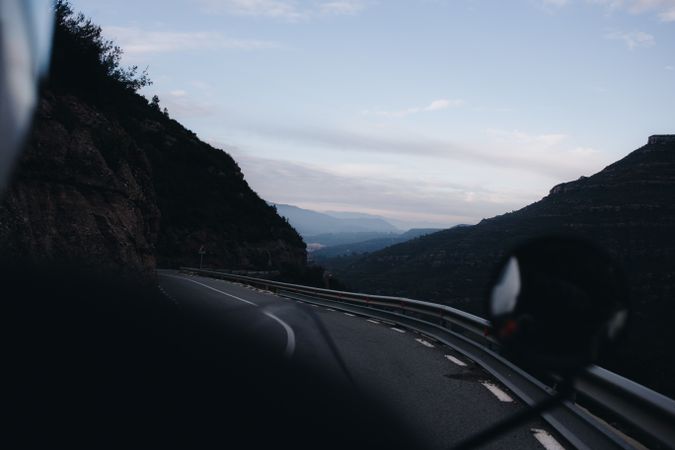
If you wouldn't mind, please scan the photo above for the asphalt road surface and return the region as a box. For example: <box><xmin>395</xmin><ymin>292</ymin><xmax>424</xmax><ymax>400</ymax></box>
<box><xmin>158</xmin><ymin>270</ymin><xmax>567</xmax><ymax>450</ymax></box>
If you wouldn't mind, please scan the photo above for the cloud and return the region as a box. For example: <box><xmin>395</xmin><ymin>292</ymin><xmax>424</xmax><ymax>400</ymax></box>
<box><xmin>363</xmin><ymin>98</ymin><xmax>465</xmax><ymax>118</ymax></box>
<box><xmin>589</xmin><ymin>0</ymin><xmax>675</xmax><ymax>22</ymax></box>
<box><xmin>223</xmin><ymin>150</ymin><xmax>529</xmax><ymax>225</ymax></box>
<box><xmin>196</xmin><ymin>0</ymin><xmax>368</xmax><ymax>21</ymax></box>
<box><xmin>539</xmin><ymin>0</ymin><xmax>570</xmax><ymax>7</ymax></box>
<box><xmin>236</xmin><ymin>121</ymin><xmax>607</xmax><ymax>179</ymax></box>
<box><xmin>159</xmin><ymin>90</ymin><xmax>219</xmax><ymax>118</ymax></box>
<box><xmin>604</xmin><ymin>30</ymin><xmax>655</xmax><ymax>49</ymax></box>
<box><xmin>103</xmin><ymin>26</ymin><xmax>282</xmax><ymax>56</ymax></box>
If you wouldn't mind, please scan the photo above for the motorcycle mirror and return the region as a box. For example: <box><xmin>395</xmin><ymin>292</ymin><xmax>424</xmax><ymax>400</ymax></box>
<box><xmin>487</xmin><ymin>236</ymin><xmax>629</xmax><ymax>375</ymax></box>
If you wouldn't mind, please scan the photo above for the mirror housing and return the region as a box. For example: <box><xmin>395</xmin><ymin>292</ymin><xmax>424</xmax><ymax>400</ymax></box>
<box><xmin>487</xmin><ymin>236</ymin><xmax>629</xmax><ymax>375</ymax></box>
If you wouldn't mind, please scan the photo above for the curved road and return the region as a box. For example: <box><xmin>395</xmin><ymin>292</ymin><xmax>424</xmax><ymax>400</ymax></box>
<box><xmin>158</xmin><ymin>269</ymin><xmax>566</xmax><ymax>450</ymax></box>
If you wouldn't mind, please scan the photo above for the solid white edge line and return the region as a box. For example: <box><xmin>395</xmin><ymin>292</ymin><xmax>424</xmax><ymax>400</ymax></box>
<box><xmin>160</xmin><ymin>274</ymin><xmax>256</xmax><ymax>306</ymax></box>
<box><xmin>160</xmin><ymin>274</ymin><xmax>295</xmax><ymax>359</ymax></box>
<box><xmin>263</xmin><ymin>311</ymin><xmax>296</xmax><ymax>358</ymax></box>
<box><xmin>445</xmin><ymin>354</ymin><xmax>467</xmax><ymax>367</ymax></box>
<box><xmin>390</xmin><ymin>327</ymin><xmax>406</xmax><ymax>333</ymax></box>
<box><xmin>480</xmin><ymin>381</ymin><xmax>514</xmax><ymax>402</ymax></box>
<box><xmin>530</xmin><ymin>428</ymin><xmax>566</xmax><ymax>450</ymax></box>
<box><xmin>415</xmin><ymin>338</ymin><xmax>435</xmax><ymax>348</ymax></box>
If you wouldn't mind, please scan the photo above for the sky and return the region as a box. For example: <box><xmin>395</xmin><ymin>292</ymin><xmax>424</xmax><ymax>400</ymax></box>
<box><xmin>70</xmin><ymin>0</ymin><xmax>675</xmax><ymax>228</ymax></box>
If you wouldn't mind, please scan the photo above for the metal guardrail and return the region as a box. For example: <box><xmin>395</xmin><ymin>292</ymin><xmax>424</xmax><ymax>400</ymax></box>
<box><xmin>179</xmin><ymin>267</ymin><xmax>675</xmax><ymax>449</ymax></box>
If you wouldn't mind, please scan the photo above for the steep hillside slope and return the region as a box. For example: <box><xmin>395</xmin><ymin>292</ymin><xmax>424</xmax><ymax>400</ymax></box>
<box><xmin>0</xmin><ymin>91</ymin><xmax>160</xmax><ymax>280</ymax></box>
<box><xmin>337</xmin><ymin>136</ymin><xmax>675</xmax><ymax>395</ymax></box>
<box><xmin>0</xmin><ymin>87</ymin><xmax>307</xmax><ymax>275</ymax></box>
<box><xmin>0</xmin><ymin>2</ymin><xmax>306</xmax><ymax>278</ymax></box>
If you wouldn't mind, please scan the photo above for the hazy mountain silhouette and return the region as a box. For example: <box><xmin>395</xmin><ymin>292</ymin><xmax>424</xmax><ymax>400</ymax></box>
<box><xmin>274</xmin><ymin>204</ymin><xmax>400</xmax><ymax>237</ymax></box>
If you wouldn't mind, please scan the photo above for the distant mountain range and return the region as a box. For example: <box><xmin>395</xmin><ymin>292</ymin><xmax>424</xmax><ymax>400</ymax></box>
<box><xmin>272</xmin><ymin>204</ymin><xmax>446</xmax><ymax>254</ymax></box>
<box><xmin>273</xmin><ymin>204</ymin><xmax>400</xmax><ymax>237</ymax></box>
<box><xmin>312</xmin><ymin>228</ymin><xmax>445</xmax><ymax>260</ymax></box>
<box><xmin>334</xmin><ymin>135</ymin><xmax>675</xmax><ymax>397</ymax></box>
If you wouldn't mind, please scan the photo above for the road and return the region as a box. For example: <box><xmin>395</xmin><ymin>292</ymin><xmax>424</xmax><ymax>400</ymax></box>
<box><xmin>158</xmin><ymin>269</ymin><xmax>566</xmax><ymax>450</ymax></box>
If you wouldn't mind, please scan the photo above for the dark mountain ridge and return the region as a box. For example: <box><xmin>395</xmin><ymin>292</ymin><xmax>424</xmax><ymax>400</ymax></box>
<box><xmin>336</xmin><ymin>136</ymin><xmax>675</xmax><ymax>396</ymax></box>
<box><xmin>312</xmin><ymin>228</ymin><xmax>443</xmax><ymax>260</ymax></box>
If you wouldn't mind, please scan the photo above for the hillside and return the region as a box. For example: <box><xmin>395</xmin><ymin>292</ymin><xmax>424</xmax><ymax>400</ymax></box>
<box><xmin>312</xmin><ymin>228</ymin><xmax>442</xmax><ymax>260</ymax></box>
<box><xmin>0</xmin><ymin>2</ymin><xmax>306</xmax><ymax>279</ymax></box>
<box><xmin>336</xmin><ymin>136</ymin><xmax>675</xmax><ymax>396</ymax></box>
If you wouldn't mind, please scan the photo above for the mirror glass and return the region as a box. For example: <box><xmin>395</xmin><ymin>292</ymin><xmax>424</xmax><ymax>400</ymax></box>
<box><xmin>487</xmin><ymin>236</ymin><xmax>629</xmax><ymax>374</ymax></box>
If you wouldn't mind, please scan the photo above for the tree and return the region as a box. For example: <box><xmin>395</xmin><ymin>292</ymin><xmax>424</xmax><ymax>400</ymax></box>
<box><xmin>150</xmin><ymin>95</ymin><xmax>160</xmax><ymax>111</ymax></box>
<box><xmin>51</xmin><ymin>0</ymin><xmax>152</xmax><ymax>95</ymax></box>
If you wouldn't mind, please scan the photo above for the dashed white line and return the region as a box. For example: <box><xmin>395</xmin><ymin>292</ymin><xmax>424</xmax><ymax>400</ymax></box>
<box><xmin>480</xmin><ymin>381</ymin><xmax>514</xmax><ymax>402</ymax></box>
<box><xmin>309</xmin><ymin>304</ymin><xmax>320</xmax><ymax>308</ymax></box>
<box><xmin>367</xmin><ymin>319</ymin><xmax>380</xmax><ymax>324</ymax></box>
<box><xmin>531</xmin><ymin>429</ymin><xmax>565</xmax><ymax>450</ymax></box>
<box><xmin>445</xmin><ymin>355</ymin><xmax>467</xmax><ymax>367</ymax></box>
<box><xmin>344</xmin><ymin>313</ymin><xmax>355</xmax><ymax>317</ymax></box>
<box><xmin>390</xmin><ymin>327</ymin><xmax>406</xmax><ymax>333</ymax></box>
<box><xmin>325</xmin><ymin>308</ymin><xmax>336</xmax><ymax>312</ymax></box>
<box><xmin>415</xmin><ymin>338</ymin><xmax>435</xmax><ymax>348</ymax></box>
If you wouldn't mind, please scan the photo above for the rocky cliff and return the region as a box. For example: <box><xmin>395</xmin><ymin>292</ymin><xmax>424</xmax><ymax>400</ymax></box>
<box><xmin>0</xmin><ymin>91</ymin><xmax>160</xmax><ymax>280</ymax></box>
<box><xmin>0</xmin><ymin>87</ymin><xmax>306</xmax><ymax>277</ymax></box>
<box><xmin>335</xmin><ymin>136</ymin><xmax>675</xmax><ymax>396</ymax></box>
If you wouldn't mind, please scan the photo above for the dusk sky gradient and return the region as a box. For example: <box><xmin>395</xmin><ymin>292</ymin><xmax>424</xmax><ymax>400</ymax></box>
<box><xmin>71</xmin><ymin>0</ymin><xmax>675</xmax><ymax>227</ymax></box>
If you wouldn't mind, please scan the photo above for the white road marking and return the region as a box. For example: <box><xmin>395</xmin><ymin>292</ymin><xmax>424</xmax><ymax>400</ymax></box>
<box><xmin>480</xmin><ymin>381</ymin><xmax>514</xmax><ymax>402</ymax></box>
<box><xmin>390</xmin><ymin>327</ymin><xmax>406</xmax><ymax>333</ymax></box>
<box><xmin>309</xmin><ymin>304</ymin><xmax>320</xmax><ymax>308</ymax></box>
<box><xmin>325</xmin><ymin>308</ymin><xmax>336</xmax><ymax>312</ymax></box>
<box><xmin>263</xmin><ymin>311</ymin><xmax>296</xmax><ymax>358</ymax></box>
<box><xmin>531</xmin><ymin>428</ymin><xmax>565</xmax><ymax>450</ymax></box>
<box><xmin>160</xmin><ymin>274</ymin><xmax>296</xmax><ymax>359</ymax></box>
<box><xmin>415</xmin><ymin>338</ymin><xmax>435</xmax><ymax>348</ymax></box>
<box><xmin>367</xmin><ymin>319</ymin><xmax>380</xmax><ymax>324</ymax></box>
<box><xmin>161</xmin><ymin>274</ymin><xmax>257</xmax><ymax>306</ymax></box>
<box><xmin>445</xmin><ymin>355</ymin><xmax>467</xmax><ymax>367</ymax></box>
<box><xmin>344</xmin><ymin>313</ymin><xmax>355</xmax><ymax>317</ymax></box>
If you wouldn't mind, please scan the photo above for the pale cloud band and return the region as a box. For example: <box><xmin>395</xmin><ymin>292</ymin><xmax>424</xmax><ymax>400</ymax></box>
<box><xmin>559</xmin><ymin>0</ymin><xmax>675</xmax><ymax>22</ymax></box>
<box><xmin>196</xmin><ymin>0</ymin><xmax>368</xmax><ymax>21</ymax></box>
<box><xmin>604</xmin><ymin>30</ymin><xmax>655</xmax><ymax>49</ymax></box>
<box><xmin>227</xmin><ymin>151</ymin><xmax>530</xmax><ymax>226</ymax></box>
<box><xmin>104</xmin><ymin>26</ymin><xmax>282</xmax><ymax>56</ymax></box>
<box><xmin>363</xmin><ymin>98</ymin><xmax>465</xmax><ymax>118</ymax></box>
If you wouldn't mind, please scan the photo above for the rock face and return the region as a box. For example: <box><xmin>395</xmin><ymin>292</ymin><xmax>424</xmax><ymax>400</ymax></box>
<box><xmin>0</xmin><ymin>91</ymin><xmax>159</xmax><ymax>280</ymax></box>
<box><xmin>336</xmin><ymin>136</ymin><xmax>675</xmax><ymax>396</ymax></box>
<box><xmin>647</xmin><ymin>134</ymin><xmax>675</xmax><ymax>145</ymax></box>
<box><xmin>129</xmin><ymin>106</ymin><xmax>307</xmax><ymax>270</ymax></box>
<box><xmin>0</xmin><ymin>88</ymin><xmax>307</xmax><ymax>279</ymax></box>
